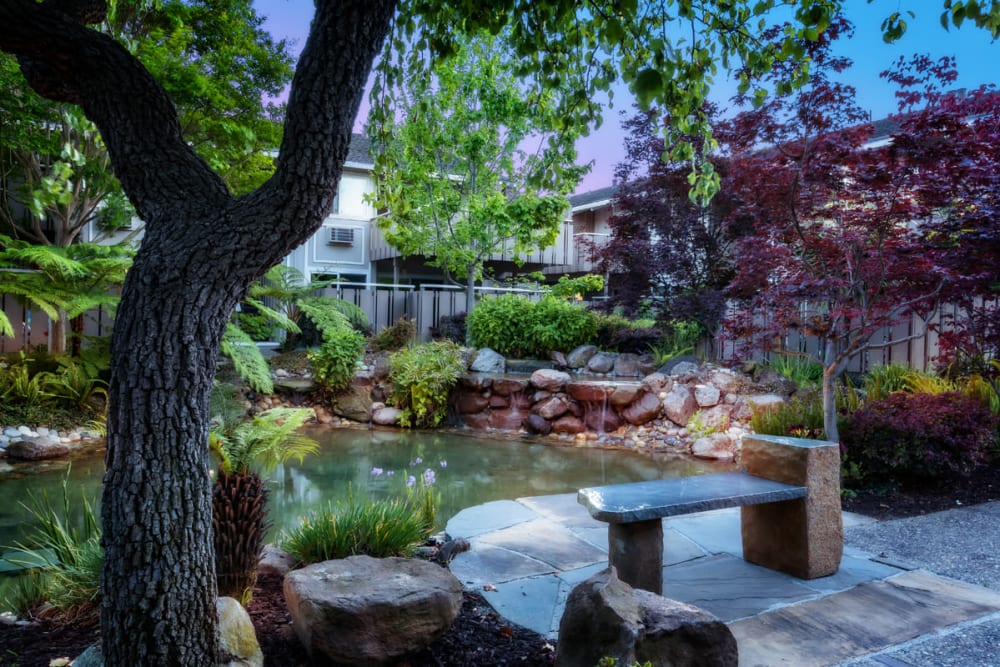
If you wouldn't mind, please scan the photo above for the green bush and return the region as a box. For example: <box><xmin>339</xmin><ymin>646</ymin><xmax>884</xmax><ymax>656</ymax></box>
<box><xmin>309</xmin><ymin>322</ymin><xmax>366</xmax><ymax>393</ymax></box>
<box><xmin>841</xmin><ymin>391</ymin><xmax>998</xmax><ymax>487</ymax></box>
<box><xmin>372</xmin><ymin>317</ymin><xmax>417</xmax><ymax>352</ymax></box>
<box><xmin>531</xmin><ymin>296</ymin><xmax>598</xmax><ymax>356</ymax></box>
<box><xmin>280</xmin><ymin>487</ymin><xmax>437</xmax><ymax>565</ymax></box>
<box><xmin>467</xmin><ymin>294</ymin><xmax>535</xmax><ymax>357</ymax></box>
<box><xmin>388</xmin><ymin>341</ymin><xmax>466</xmax><ymax>428</ymax></box>
<box><xmin>750</xmin><ymin>395</ymin><xmax>826</xmax><ymax>440</ymax></box>
<box><xmin>467</xmin><ymin>294</ymin><xmax>597</xmax><ymax>358</ymax></box>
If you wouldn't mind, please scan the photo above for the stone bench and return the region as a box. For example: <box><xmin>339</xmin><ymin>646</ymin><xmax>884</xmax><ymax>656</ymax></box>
<box><xmin>578</xmin><ymin>434</ymin><xmax>843</xmax><ymax>594</ymax></box>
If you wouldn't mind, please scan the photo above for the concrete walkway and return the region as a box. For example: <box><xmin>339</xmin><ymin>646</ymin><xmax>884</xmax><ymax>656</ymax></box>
<box><xmin>446</xmin><ymin>496</ymin><xmax>1000</xmax><ymax>667</ymax></box>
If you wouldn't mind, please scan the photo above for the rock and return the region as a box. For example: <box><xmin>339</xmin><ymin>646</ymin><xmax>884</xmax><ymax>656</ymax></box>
<box><xmin>371</xmin><ymin>406</ymin><xmax>402</xmax><ymax>426</ymax></box>
<box><xmin>455</xmin><ymin>393</ymin><xmax>490</xmax><ymax>414</ymax></box>
<box><xmin>608</xmin><ymin>384</ymin><xmax>642</xmax><ymax>407</ymax></box>
<box><xmin>17</xmin><ymin>425</ymin><xmax>35</xmax><ymax>436</ymax></box>
<box><xmin>566</xmin><ymin>381</ymin><xmax>610</xmax><ymax>403</ymax></box>
<box><xmin>694</xmin><ymin>384</ymin><xmax>721</xmax><ymax>408</ymax></box>
<box><xmin>461</xmin><ymin>412</ymin><xmax>491</xmax><ymax>430</ymax></box>
<box><xmin>657</xmin><ymin>354</ymin><xmax>700</xmax><ymax>376</ymax></box>
<box><xmin>636</xmin><ymin>353</ymin><xmax>658</xmax><ymax>376</ymax></box>
<box><xmin>2</xmin><ymin>427</ymin><xmax>20</xmax><ymax>438</ymax></box>
<box><xmin>613</xmin><ymin>353</ymin><xmax>643</xmax><ymax>377</ymax></box>
<box><xmin>332</xmin><ymin>384</ymin><xmax>373</xmax><ymax>422</ymax></box>
<box><xmin>734</xmin><ymin>394</ymin><xmax>786</xmax><ymax>420</ymax></box>
<box><xmin>690</xmin><ymin>433</ymin><xmax>737</xmax><ymax>460</ymax></box>
<box><xmin>662</xmin><ymin>384</ymin><xmax>697</xmax><ymax>426</ymax></box>
<box><xmin>284</xmin><ymin>555</ymin><xmax>462</xmax><ymax>666</ymax></box>
<box><xmin>258</xmin><ymin>545</ymin><xmax>296</xmax><ymax>577</ymax></box>
<box><xmin>549</xmin><ymin>350</ymin><xmax>568</xmax><ymax>369</ymax></box>
<box><xmin>584</xmin><ymin>407</ymin><xmax>622</xmax><ymax>433</ymax></box>
<box><xmin>586</xmin><ymin>351</ymin><xmax>616</xmax><ymax>374</ymax></box>
<box><xmin>523</xmin><ymin>413</ymin><xmax>552</xmax><ymax>435</ymax></box>
<box><xmin>530</xmin><ymin>368</ymin><xmax>571</xmax><ymax>392</ymax></box>
<box><xmin>622</xmin><ymin>391</ymin><xmax>662</xmax><ymax>426</ymax></box>
<box><xmin>217</xmin><ymin>596</ymin><xmax>264</xmax><ymax>667</ymax></box>
<box><xmin>6</xmin><ymin>437</ymin><xmax>70</xmax><ymax>461</ymax></box>
<box><xmin>489</xmin><ymin>409</ymin><xmax>527</xmax><ymax>431</ymax></box>
<box><xmin>492</xmin><ymin>377</ymin><xmax>530</xmax><ymax>396</ymax></box>
<box><xmin>488</xmin><ymin>394</ymin><xmax>510</xmax><ymax>409</ymax></box>
<box><xmin>534</xmin><ymin>395</ymin><xmax>569</xmax><ymax>420</ymax></box>
<box><xmin>753</xmin><ymin>368</ymin><xmax>798</xmax><ymax>396</ymax></box>
<box><xmin>470</xmin><ymin>348</ymin><xmax>506</xmax><ymax>373</ymax></box>
<box><xmin>550</xmin><ymin>415</ymin><xmax>586</xmax><ymax>434</ymax></box>
<box><xmin>699</xmin><ymin>404</ymin><xmax>734</xmax><ymax>432</ymax></box>
<box><xmin>566</xmin><ymin>344</ymin><xmax>599</xmax><ymax>369</ymax></box>
<box><xmin>556</xmin><ymin>567</ymin><xmax>737</xmax><ymax>667</ymax></box>
<box><xmin>642</xmin><ymin>372</ymin><xmax>671</xmax><ymax>394</ymax></box>
<box><xmin>459</xmin><ymin>374</ymin><xmax>493</xmax><ymax>391</ymax></box>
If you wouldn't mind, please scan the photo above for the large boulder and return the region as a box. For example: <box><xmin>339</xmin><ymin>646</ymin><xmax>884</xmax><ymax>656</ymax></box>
<box><xmin>332</xmin><ymin>384</ymin><xmax>373</xmax><ymax>422</ymax></box>
<box><xmin>566</xmin><ymin>344</ymin><xmax>599</xmax><ymax>369</ymax></box>
<box><xmin>621</xmin><ymin>391</ymin><xmax>662</xmax><ymax>426</ymax></box>
<box><xmin>556</xmin><ymin>567</ymin><xmax>737</xmax><ymax>667</ymax></box>
<box><xmin>662</xmin><ymin>384</ymin><xmax>697</xmax><ymax>426</ymax></box>
<box><xmin>586</xmin><ymin>351</ymin><xmax>617</xmax><ymax>374</ymax></box>
<box><xmin>470</xmin><ymin>348</ymin><xmax>506</xmax><ymax>373</ymax></box>
<box><xmin>284</xmin><ymin>556</ymin><xmax>462</xmax><ymax>666</ymax></box>
<box><xmin>690</xmin><ymin>433</ymin><xmax>737</xmax><ymax>461</ymax></box>
<box><xmin>530</xmin><ymin>368</ymin><xmax>572</xmax><ymax>392</ymax></box>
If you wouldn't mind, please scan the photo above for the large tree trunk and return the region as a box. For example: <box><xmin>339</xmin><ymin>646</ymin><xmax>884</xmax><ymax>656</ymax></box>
<box><xmin>1</xmin><ymin>1</ymin><xmax>396</xmax><ymax>664</ymax></box>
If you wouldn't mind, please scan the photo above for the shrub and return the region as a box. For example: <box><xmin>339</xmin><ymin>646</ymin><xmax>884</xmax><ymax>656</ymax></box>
<box><xmin>841</xmin><ymin>391</ymin><xmax>998</xmax><ymax>486</ymax></box>
<box><xmin>467</xmin><ymin>294</ymin><xmax>597</xmax><ymax>358</ymax></box>
<box><xmin>530</xmin><ymin>296</ymin><xmax>597</xmax><ymax>356</ymax></box>
<box><xmin>371</xmin><ymin>317</ymin><xmax>417</xmax><ymax>352</ymax></box>
<box><xmin>467</xmin><ymin>294</ymin><xmax>535</xmax><ymax>357</ymax></box>
<box><xmin>388</xmin><ymin>341</ymin><xmax>465</xmax><ymax>428</ymax></box>
<box><xmin>608</xmin><ymin>327</ymin><xmax>663</xmax><ymax>354</ymax></box>
<box><xmin>300</xmin><ymin>304</ymin><xmax>366</xmax><ymax>393</ymax></box>
<box><xmin>765</xmin><ymin>353</ymin><xmax>823</xmax><ymax>389</ymax></box>
<box><xmin>750</xmin><ymin>395</ymin><xmax>826</xmax><ymax>440</ymax></box>
<box><xmin>281</xmin><ymin>490</ymin><xmax>435</xmax><ymax>565</ymax></box>
<box><xmin>431</xmin><ymin>311</ymin><xmax>467</xmax><ymax>343</ymax></box>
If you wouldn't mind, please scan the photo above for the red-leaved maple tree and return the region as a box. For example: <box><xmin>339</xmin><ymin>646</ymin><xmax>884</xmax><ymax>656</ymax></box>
<box><xmin>718</xmin><ymin>19</ymin><xmax>998</xmax><ymax>441</ymax></box>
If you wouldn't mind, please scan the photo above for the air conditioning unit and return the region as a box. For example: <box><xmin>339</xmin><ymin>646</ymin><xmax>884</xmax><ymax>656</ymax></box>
<box><xmin>328</xmin><ymin>227</ymin><xmax>355</xmax><ymax>246</ymax></box>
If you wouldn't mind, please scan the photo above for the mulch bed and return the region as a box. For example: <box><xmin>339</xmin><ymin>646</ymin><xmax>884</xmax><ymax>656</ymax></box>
<box><xmin>3</xmin><ymin>464</ymin><xmax>998</xmax><ymax>667</ymax></box>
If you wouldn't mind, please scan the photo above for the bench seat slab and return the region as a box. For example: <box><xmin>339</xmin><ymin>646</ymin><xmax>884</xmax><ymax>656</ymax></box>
<box><xmin>578</xmin><ymin>472</ymin><xmax>806</xmax><ymax>524</ymax></box>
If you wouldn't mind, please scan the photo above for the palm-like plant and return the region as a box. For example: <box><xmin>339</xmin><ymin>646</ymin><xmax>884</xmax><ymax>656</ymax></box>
<box><xmin>209</xmin><ymin>407</ymin><xmax>317</xmax><ymax>604</ymax></box>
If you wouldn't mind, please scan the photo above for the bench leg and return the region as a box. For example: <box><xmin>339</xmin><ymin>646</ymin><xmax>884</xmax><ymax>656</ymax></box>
<box><xmin>608</xmin><ymin>519</ymin><xmax>663</xmax><ymax>594</ymax></box>
<box><xmin>740</xmin><ymin>435</ymin><xmax>843</xmax><ymax>579</ymax></box>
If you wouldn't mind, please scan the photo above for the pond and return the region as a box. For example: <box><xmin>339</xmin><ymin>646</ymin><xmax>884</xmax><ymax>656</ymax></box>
<box><xmin>0</xmin><ymin>426</ymin><xmax>732</xmax><ymax>550</ymax></box>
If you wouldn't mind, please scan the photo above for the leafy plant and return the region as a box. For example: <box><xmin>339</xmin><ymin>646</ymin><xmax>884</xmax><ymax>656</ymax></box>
<box><xmin>549</xmin><ymin>274</ymin><xmax>604</xmax><ymax>300</ymax></box>
<box><xmin>647</xmin><ymin>320</ymin><xmax>702</xmax><ymax>364</ymax></box>
<box><xmin>210</xmin><ymin>407</ymin><xmax>318</xmax><ymax>603</ymax></box>
<box><xmin>750</xmin><ymin>396</ymin><xmax>826</xmax><ymax>440</ymax></box>
<box><xmin>220</xmin><ymin>322</ymin><xmax>275</xmax><ymax>394</ymax></box>
<box><xmin>0</xmin><ymin>353</ymin><xmax>51</xmax><ymax>406</ymax></box>
<box><xmin>530</xmin><ymin>296</ymin><xmax>598</xmax><ymax>356</ymax></box>
<box><xmin>372</xmin><ymin>316</ymin><xmax>416</xmax><ymax>352</ymax></box>
<box><xmin>467</xmin><ymin>294</ymin><xmax>535</xmax><ymax>357</ymax></box>
<box><xmin>863</xmin><ymin>363</ymin><xmax>913</xmax><ymax>402</ymax></box>
<box><xmin>431</xmin><ymin>311</ymin><xmax>467</xmax><ymax>343</ymax></box>
<box><xmin>3</xmin><ymin>475</ymin><xmax>103</xmax><ymax>620</ymax></box>
<box><xmin>841</xmin><ymin>391</ymin><xmax>998</xmax><ymax>486</ymax></box>
<box><xmin>765</xmin><ymin>353</ymin><xmax>824</xmax><ymax>390</ymax></box>
<box><xmin>388</xmin><ymin>341</ymin><xmax>465</xmax><ymax>428</ymax></box>
<box><xmin>43</xmin><ymin>357</ymin><xmax>108</xmax><ymax>409</ymax></box>
<box><xmin>281</xmin><ymin>489</ymin><xmax>435</xmax><ymax>565</ymax></box>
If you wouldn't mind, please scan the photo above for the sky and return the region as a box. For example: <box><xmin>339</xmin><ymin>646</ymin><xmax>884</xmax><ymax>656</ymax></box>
<box><xmin>252</xmin><ymin>0</ymin><xmax>996</xmax><ymax>194</ymax></box>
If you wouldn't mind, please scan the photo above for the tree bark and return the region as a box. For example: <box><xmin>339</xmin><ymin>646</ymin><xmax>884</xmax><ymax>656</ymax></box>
<box><xmin>1</xmin><ymin>0</ymin><xmax>397</xmax><ymax>664</ymax></box>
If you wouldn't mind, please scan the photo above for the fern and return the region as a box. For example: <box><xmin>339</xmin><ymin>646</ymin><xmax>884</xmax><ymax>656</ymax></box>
<box><xmin>220</xmin><ymin>323</ymin><xmax>274</xmax><ymax>393</ymax></box>
<box><xmin>211</xmin><ymin>407</ymin><xmax>318</xmax><ymax>475</ymax></box>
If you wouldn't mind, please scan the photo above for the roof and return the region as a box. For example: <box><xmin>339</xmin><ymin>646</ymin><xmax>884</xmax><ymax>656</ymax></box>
<box><xmin>345</xmin><ymin>133</ymin><xmax>373</xmax><ymax>167</ymax></box>
<box><xmin>569</xmin><ymin>185</ymin><xmax>617</xmax><ymax>211</ymax></box>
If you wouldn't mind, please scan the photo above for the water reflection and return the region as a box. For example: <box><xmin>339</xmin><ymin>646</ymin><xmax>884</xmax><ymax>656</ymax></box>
<box><xmin>0</xmin><ymin>427</ymin><xmax>732</xmax><ymax>547</ymax></box>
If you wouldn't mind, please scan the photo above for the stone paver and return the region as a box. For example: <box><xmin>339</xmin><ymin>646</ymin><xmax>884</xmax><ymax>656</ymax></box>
<box><xmin>445</xmin><ymin>495</ymin><xmax>1000</xmax><ymax>666</ymax></box>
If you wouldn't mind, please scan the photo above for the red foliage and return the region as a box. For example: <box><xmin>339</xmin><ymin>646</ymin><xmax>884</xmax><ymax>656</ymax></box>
<box><xmin>841</xmin><ymin>391</ymin><xmax>998</xmax><ymax>485</ymax></box>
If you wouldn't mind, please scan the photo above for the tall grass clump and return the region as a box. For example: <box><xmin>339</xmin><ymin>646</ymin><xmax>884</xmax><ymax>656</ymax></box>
<box><xmin>281</xmin><ymin>483</ymin><xmax>439</xmax><ymax>565</ymax></box>
<box><xmin>765</xmin><ymin>353</ymin><xmax>823</xmax><ymax>389</ymax></box>
<box><xmin>1</xmin><ymin>476</ymin><xmax>102</xmax><ymax>620</ymax></box>
<box><xmin>750</xmin><ymin>395</ymin><xmax>826</xmax><ymax>440</ymax></box>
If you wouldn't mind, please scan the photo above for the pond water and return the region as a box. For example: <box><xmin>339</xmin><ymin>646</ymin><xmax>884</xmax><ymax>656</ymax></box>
<box><xmin>0</xmin><ymin>426</ymin><xmax>732</xmax><ymax>550</ymax></box>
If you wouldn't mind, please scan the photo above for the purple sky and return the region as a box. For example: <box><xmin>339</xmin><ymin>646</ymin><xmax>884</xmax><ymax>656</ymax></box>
<box><xmin>252</xmin><ymin>0</ymin><xmax>996</xmax><ymax>194</ymax></box>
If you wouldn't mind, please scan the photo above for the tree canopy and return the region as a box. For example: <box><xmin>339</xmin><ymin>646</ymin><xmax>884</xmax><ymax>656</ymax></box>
<box><xmin>368</xmin><ymin>30</ymin><xmax>586</xmax><ymax>311</ymax></box>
